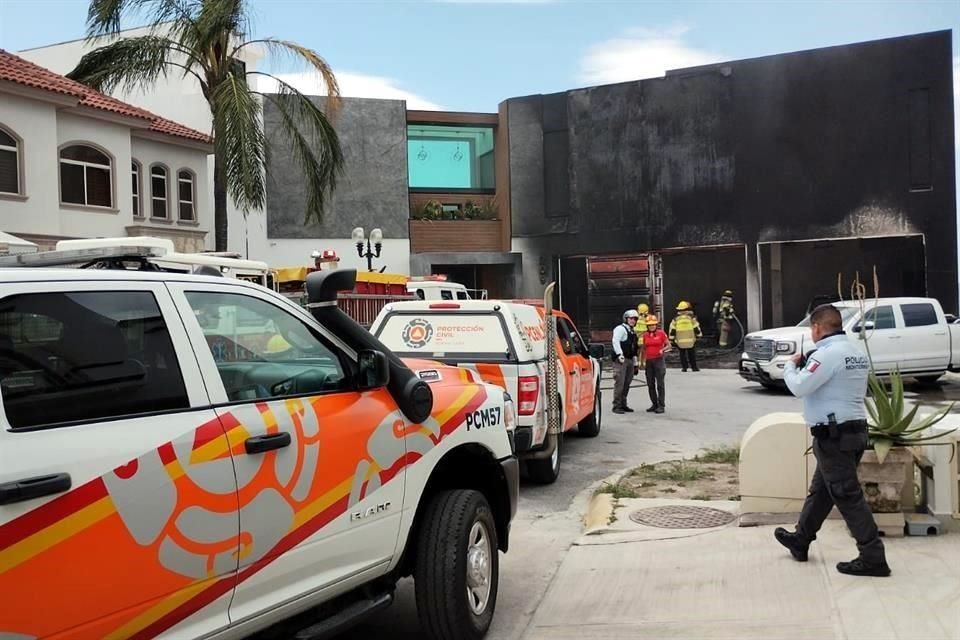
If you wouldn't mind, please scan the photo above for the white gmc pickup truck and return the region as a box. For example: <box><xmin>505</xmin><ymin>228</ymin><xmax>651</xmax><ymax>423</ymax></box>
<box><xmin>739</xmin><ymin>297</ymin><xmax>960</xmax><ymax>388</ymax></box>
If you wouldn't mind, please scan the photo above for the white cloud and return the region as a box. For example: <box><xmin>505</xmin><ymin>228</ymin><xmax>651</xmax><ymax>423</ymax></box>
<box><xmin>254</xmin><ymin>71</ymin><xmax>444</xmax><ymax>111</ymax></box>
<box><xmin>578</xmin><ymin>25</ymin><xmax>725</xmax><ymax>85</ymax></box>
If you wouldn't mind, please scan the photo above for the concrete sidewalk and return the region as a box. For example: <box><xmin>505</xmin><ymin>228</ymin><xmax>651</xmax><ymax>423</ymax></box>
<box><xmin>523</xmin><ymin>498</ymin><xmax>960</xmax><ymax>640</ymax></box>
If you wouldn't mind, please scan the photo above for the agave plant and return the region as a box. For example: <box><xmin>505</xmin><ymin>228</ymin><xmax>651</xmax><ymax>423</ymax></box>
<box><xmin>865</xmin><ymin>369</ymin><xmax>956</xmax><ymax>463</ymax></box>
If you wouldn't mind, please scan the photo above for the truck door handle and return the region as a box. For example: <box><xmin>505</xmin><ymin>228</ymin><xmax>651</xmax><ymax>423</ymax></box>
<box><xmin>245</xmin><ymin>433</ymin><xmax>292</xmax><ymax>455</ymax></box>
<box><xmin>0</xmin><ymin>472</ymin><xmax>72</xmax><ymax>505</ymax></box>
<box><xmin>888</xmin><ymin>336</ymin><xmax>902</xmax><ymax>339</ymax></box>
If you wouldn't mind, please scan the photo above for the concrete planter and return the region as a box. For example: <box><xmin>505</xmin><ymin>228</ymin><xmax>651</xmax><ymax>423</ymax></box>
<box><xmin>408</xmin><ymin>219</ymin><xmax>504</xmax><ymax>254</ymax></box>
<box><xmin>857</xmin><ymin>448</ymin><xmax>912</xmax><ymax>513</ymax></box>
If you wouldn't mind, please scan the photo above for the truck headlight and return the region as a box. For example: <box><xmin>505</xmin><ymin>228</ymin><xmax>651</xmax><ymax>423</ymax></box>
<box><xmin>775</xmin><ymin>341</ymin><xmax>796</xmax><ymax>354</ymax></box>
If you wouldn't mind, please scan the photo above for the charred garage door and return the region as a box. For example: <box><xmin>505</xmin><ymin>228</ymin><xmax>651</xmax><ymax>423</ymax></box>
<box><xmin>758</xmin><ymin>235</ymin><xmax>926</xmax><ymax>327</ymax></box>
<box><xmin>556</xmin><ymin>254</ymin><xmax>660</xmax><ymax>345</ymax></box>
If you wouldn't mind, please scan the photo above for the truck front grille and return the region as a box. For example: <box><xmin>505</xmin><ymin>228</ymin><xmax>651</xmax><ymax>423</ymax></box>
<box><xmin>744</xmin><ymin>338</ymin><xmax>774</xmax><ymax>361</ymax></box>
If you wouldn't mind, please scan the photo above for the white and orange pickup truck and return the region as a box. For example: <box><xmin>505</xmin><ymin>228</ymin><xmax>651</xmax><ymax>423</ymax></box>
<box><xmin>371</xmin><ymin>296</ymin><xmax>604</xmax><ymax>484</ymax></box>
<box><xmin>0</xmin><ymin>255</ymin><xmax>517</xmax><ymax>640</ymax></box>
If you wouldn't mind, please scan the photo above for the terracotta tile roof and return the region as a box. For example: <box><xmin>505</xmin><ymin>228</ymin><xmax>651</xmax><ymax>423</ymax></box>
<box><xmin>0</xmin><ymin>49</ymin><xmax>211</xmax><ymax>145</ymax></box>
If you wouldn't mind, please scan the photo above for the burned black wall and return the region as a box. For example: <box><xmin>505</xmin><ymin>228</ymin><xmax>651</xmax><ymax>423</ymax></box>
<box><xmin>508</xmin><ymin>30</ymin><xmax>957</xmax><ymax>322</ymax></box>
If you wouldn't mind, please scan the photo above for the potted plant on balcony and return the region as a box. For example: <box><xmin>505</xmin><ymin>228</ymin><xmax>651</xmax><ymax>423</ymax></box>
<box><xmin>845</xmin><ymin>269</ymin><xmax>956</xmax><ymax>513</ymax></box>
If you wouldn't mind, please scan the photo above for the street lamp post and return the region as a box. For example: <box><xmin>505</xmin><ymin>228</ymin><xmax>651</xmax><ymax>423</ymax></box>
<box><xmin>352</xmin><ymin>227</ymin><xmax>383</xmax><ymax>272</ymax></box>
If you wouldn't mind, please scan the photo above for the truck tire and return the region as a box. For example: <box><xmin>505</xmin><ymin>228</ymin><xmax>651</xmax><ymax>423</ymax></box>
<box><xmin>577</xmin><ymin>386</ymin><xmax>602</xmax><ymax>438</ymax></box>
<box><xmin>916</xmin><ymin>374</ymin><xmax>943</xmax><ymax>386</ymax></box>
<box><xmin>526</xmin><ymin>434</ymin><xmax>561</xmax><ymax>484</ymax></box>
<box><xmin>414</xmin><ymin>490</ymin><xmax>499</xmax><ymax>640</ymax></box>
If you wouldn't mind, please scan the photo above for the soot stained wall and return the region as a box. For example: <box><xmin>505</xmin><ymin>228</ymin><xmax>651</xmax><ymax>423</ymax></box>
<box><xmin>508</xmin><ymin>30</ymin><xmax>957</xmax><ymax>317</ymax></box>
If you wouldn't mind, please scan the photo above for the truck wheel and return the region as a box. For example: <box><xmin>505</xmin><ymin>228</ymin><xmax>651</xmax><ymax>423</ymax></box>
<box><xmin>527</xmin><ymin>434</ymin><xmax>561</xmax><ymax>484</ymax></box>
<box><xmin>414</xmin><ymin>490</ymin><xmax>499</xmax><ymax>640</ymax></box>
<box><xmin>916</xmin><ymin>374</ymin><xmax>943</xmax><ymax>386</ymax></box>
<box><xmin>577</xmin><ymin>387</ymin><xmax>602</xmax><ymax>437</ymax></box>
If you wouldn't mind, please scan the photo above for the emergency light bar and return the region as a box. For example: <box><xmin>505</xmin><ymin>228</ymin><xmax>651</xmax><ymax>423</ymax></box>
<box><xmin>0</xmin><ymin>245</ymin><xmax>166</xmax><ymax>268</ymax></box>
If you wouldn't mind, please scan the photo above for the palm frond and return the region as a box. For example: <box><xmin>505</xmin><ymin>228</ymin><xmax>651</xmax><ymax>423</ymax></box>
<box><xmin>86</xmin><ymin>0</ymin><xmax>198</xmax><ymax>37</ymax></box>
<box><xmin>239</xmin><ymin>38</ymin><xmax>341</xmax><ymax>116</ymax></box>
<box><xmin>67</xmin><ymin>36</ymin><xmax>202</xmax><ymax>94</ymax></box>
<box><xmin>187</xmin><ymin>0</ymin><xmax>250</xmax><ymax>61</ymax></box>
<box><xmin>210</xmin><ymin>70</ymin><xmax>266</xmax><ymax>214</ymax></box>
<box><xmin>254</xmin><ymin>72</ymin><xmax>344</xmax><ymax>224</ymax></box>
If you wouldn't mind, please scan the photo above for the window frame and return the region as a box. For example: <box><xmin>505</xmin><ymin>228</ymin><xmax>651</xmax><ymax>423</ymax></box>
<box><xmin>58</xmin><ymin>142</ymin><xmax>115</xmax><ymax>210</ymax></box>
<box><xmin>167</xmin><ymin>281</ymin><xmax>361</xmax><ymax>407</ymax></box>
<box><xmin>150</xmin><ymin>163</ymin><xmax>170</xmax><ymax>220</ymax></box>
<box><xmin>900</xmin><ymin>303</ymin><xmax>939</xmax><ymax>328</ymax></box>
<box><xmin>131</xmin><ymin>159</ymin><xmax>143</xmax><ymax>218</ymax></box>
<box><xmin>0</xmin><ymin>123</ymin><xmax>23</xmax><ymax>197</ymax></box>
<box><xmin>177</xmin><ymin>168</ymin><xmax>196</xmax><ymax>222</ymax></box>
<box><xmin>861</xmin><ymin>305</ymin><xmax>898</xmax><ymax>331</ymax></box>
<box><xmin>0</xmin><ymin>281</ymin><xmax>209</xmax><ymax>433</ymax></box>
<box><xmin>407</xmin><ymin>123</ymin><xmax>497</xmax><ymax>193</ymax></box>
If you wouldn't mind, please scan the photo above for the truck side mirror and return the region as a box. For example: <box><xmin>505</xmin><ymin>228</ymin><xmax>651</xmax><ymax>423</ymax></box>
<box><xmin>589</xmin><ymin>343</ymin><xmax>605</xmax><ymax>359</ymax></box>
<box><xmin>356</xmin><ymin>349</ymin><xmax>390</xmax><ymax>390</ymax></box>
<box><xmin>852</xmin><ymin>320</ymin><xmax>875</xmax><ymax>333</ymax></box>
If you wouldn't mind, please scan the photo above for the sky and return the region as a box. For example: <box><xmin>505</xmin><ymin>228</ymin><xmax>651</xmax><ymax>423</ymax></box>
<box><xmin>0</xmin><ymin>0</ymin><xmax>956</xmax><ymax>114</ymax></box>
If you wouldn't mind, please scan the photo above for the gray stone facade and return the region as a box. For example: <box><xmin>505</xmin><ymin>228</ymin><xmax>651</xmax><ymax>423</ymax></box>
<box><xmin>264</xmin><ymin>96</ymin><xmax>410</xmax><ymax>239</ymax></box>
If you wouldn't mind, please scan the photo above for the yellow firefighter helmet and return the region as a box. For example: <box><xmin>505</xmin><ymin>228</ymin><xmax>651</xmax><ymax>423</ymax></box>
<box><xmin>645</xmin><ymin>314</ymin><xmax>659</xmax><ymax>326</ymax></box>
<box><xmin>676</xmin><ymin>301</ymin><xmax>691</xmax><ymax>311</ymax></box>
<box><xmin>265</xmin><ymin>334</ymin><xmax>292</xmax><ymax>354</ymax></box>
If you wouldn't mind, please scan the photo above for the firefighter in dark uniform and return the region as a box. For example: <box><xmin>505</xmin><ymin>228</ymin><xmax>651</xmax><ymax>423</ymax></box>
<box><xmin>774</xmin><ymin>304</ymin><xmax>890</xmax><ymax>577</ymax></box>
<box><xmin>611</xmin><ymin>309</ymin><xmax>640</xmax><ymax>414</ymax></box>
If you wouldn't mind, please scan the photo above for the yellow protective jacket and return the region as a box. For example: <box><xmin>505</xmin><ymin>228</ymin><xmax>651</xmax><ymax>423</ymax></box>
<box><xmin>669</xmin><ymin>313</ymin><xmax>702</xmax><ymax>349</ymax></box>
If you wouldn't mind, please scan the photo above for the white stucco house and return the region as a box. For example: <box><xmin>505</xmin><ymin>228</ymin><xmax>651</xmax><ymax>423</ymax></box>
<box><xmin>18</xmin><ymin>27</ymin><xmax>269</xmax><ymax>259</ymax></box>
<box><xmin>17</xmin><ymin>29</ymin><xmax>411</xmax><ymax>275</ymax></box>
<box><xmin>0</xmin><ymin>48</ymin><xmax>212</xmax><ymax>252</ymax></box>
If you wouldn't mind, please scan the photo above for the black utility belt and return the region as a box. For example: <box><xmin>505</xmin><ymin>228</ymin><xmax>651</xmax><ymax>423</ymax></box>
<box><xmin>810</xmin><ymin>420</ymin><xmax>866</xmax><ymax>440</ymax></box>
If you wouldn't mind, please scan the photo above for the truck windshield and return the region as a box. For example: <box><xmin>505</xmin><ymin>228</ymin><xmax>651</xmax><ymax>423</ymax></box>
<box><xmin>374</xmin><ymin>312</ymin><xmax>514</xmax><ymax>360</ymax></box>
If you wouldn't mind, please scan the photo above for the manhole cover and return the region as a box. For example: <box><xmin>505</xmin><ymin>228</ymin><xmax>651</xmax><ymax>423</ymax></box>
<box><xmin>629</xmin><ymin>505</ymin><xmax>736</xmax><ymax>529</ymax></box>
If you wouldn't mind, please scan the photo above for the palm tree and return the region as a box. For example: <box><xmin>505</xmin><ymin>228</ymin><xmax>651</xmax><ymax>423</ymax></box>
<box><xmin>68</xmin><ymin>0</ymin><xmax>344</xmax><ymax>251</ymax></box>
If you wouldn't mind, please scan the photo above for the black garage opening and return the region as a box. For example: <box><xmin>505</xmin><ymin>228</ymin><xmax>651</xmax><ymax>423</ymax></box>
<box><xmin>758</xmin><ymin>234</ymin><xmax>926</xmax><ymax>328</ymax></box>
<box><xmin>556</xmin><ymin>244</ymin><xmax>747</xmax><ymax>345</ymax></box>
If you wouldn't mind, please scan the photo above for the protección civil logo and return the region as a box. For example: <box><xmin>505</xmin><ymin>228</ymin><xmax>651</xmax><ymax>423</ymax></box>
<box><xmin>402</xmin><ymin>318</ymin><xmax>434</xmax><ymax>349</ymax></box>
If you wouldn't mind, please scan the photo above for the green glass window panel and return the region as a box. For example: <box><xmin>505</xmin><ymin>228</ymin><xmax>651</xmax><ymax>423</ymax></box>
<box><xmin>407</xmin><ymin>125</ymin><xmax>495</xmax><ymax>190</ymax></box>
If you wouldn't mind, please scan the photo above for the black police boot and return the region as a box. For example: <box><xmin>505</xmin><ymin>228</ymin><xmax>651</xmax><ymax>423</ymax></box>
<box><xmin>774</xmin><ymin>527</ymin><xmax>809</xmax><ymax>562</ymax></box>
<box><xmin>646</xmin><ymin>405</ymin><xmax>657</xmax><ymax>413</ymax></box>
<box><xmin>836</xmin><ymin>558</ymin><xmax>891</xmax><ymax>577</ymax></box>
<box><xmin>623</xmin><ymin>406</ymin><xmax>635</xmax><ymax>413</ymax></box>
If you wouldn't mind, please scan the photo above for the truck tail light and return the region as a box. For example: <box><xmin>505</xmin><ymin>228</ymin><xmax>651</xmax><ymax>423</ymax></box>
<box><xmin>517</xmin><ymin>375</ymin><xmax>540</xmax><ymax>416</ymax></box>
<box><xmin>429</xmin><ymin>303</ymin><xmax>460</xmax><ymax>309</ymax></box>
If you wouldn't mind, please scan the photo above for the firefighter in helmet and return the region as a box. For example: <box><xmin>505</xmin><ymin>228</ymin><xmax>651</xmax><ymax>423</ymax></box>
<box><xmin>713</xmin><ymin>289</ymin><xmax>736</xmax><ymax>348</ymax></box>
<box><xmin>669</xmin><ymin>301</ymin><xmax>702</xmax><ymax>372</ymax></box>
<box><xmin>634</xmin><ymin>302</ymin><xmax>650</xmax><ymax>339</ymax></box>
<box><xmin>640</xmin><ymin>314</ymin><xmax>669</xmax><ymax>413</ymax></box>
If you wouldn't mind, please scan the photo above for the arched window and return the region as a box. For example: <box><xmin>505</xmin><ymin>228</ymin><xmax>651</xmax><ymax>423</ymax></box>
<box><xmin>0</xmin><ymin>125</ymin><xmax>22</xmax><ymax>196</ymax></box>
<box><xmin>131</xmin><ymin>160</ymin><xmax>142</xmax><ymax>217</ymax></box>
<box><xmin>150</xmin><ymin>164</ymin><xmax>169</xmax><ymax>219</ymax></box>
<box><xmin>177</xmin><ymin>169</ymin><xmax>196</xmax><ymax>221</ymax></box>
<box><xmin>60</xmin><ymin>144</ymin><xmax>113</xmax><ymax>208</ymax></box>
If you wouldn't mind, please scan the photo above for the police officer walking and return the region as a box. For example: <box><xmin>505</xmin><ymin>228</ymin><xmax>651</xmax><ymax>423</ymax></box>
<box><xmin>611</xmin><ymin>309</ymin><xmax>640</xmax><ymax>414</ymax></box>
<box><xmin>775</xmin><ymin>304</ymin><xmax>890</xmax><ymax>577</ymax></box>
